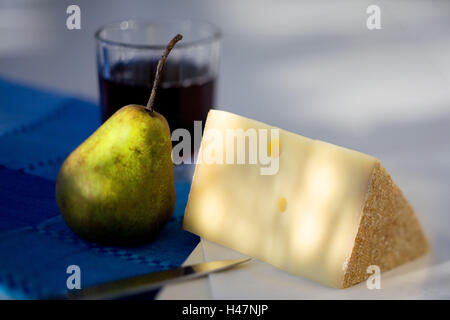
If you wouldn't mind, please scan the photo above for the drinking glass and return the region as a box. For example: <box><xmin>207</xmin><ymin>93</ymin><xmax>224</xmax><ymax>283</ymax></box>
<box><xmin>95</xmin><ymin>19</ymin><xmax>221</xmax><ymax>180</ymax></box>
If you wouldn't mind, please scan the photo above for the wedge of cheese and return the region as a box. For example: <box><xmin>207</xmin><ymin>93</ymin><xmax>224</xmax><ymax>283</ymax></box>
<box><xmin>183</xmin><ymin>110</ymin><xmax>429</xmax><ymax>288</ymax></box>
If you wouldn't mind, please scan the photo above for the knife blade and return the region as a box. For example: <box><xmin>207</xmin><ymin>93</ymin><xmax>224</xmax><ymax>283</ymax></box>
<box><xmin>64</xmin><ymin>257</ymin><xmax>251</xmax><ymax>300</ymax></box>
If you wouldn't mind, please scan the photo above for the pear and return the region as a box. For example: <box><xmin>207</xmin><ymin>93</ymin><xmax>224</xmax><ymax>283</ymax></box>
<box><xmin>56</xmin><ymin>35</ymin><xmax>183</xmax><ymax>245</ymax></box>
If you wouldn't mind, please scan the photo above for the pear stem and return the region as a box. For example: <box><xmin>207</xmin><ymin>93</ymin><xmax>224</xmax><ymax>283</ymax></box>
<box><xmin>146</xmin><ymin>34</ymin><xmax>183</xmax><ymax>113</ymax></box>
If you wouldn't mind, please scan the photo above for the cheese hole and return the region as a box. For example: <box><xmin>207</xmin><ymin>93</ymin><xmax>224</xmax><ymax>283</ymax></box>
<box><xmin>278</xmin><ymin>197</ymin><xmax>287</xmax><ymax>212</ymax></box>
<box><xmin>268</xmin><ymin>138</ymin><xmax>282</xmax><ymax>158</ymax></box>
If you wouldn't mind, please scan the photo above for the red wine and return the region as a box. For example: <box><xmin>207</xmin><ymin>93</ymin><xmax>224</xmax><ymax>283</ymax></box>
<box><xmin>98</xmin><ymin>60</ymin><xmax>216</xmax><ymax>138</ymax></box>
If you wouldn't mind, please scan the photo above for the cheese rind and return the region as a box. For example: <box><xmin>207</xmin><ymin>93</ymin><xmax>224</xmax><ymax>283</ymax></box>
<box><xmin>343</xmin><ymin>161</ymin><xmax>429</xmax><ymax>287</ymax></box>
<box><xmin>183</xmin><ymin>110</ymin><xmax>429</xmax><ymax>288</ymax></box>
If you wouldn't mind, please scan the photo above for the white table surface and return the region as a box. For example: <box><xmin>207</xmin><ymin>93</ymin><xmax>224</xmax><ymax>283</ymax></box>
<box><xmin>1</xmin><ymin>0</ymin><xmax>449</xmax><ymax>299</ymax></box>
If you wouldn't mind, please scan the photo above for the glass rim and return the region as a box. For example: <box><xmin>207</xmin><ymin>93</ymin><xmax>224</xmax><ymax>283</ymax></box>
<box><xmin>95</xmin><ymin>18</ymin><xmax>222</xmax><ymax>50</ymax></box>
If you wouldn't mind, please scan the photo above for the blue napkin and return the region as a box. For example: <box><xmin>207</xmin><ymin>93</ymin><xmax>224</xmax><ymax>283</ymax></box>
<box><xmin>0</xmin><ymin>78</ymin><xmax>199</xmax><ymax>299</ymax></box>
<box><xmin>0</xmin><ymin>78</ymin><xmax>101</xmax><ymax>181</ymax></box>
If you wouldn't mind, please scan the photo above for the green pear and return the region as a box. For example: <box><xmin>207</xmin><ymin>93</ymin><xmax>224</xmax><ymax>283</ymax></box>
<box><xmin>55</xmin><ymin>35</ymin><xmax>183</xmax><ymax>245</ymax></box>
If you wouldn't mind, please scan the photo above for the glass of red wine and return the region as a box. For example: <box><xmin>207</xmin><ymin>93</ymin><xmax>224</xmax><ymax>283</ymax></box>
<box><xmin>95</xmin><ymin>19</ymin><xmax>221</xmax><ymax>180</ymax></box>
